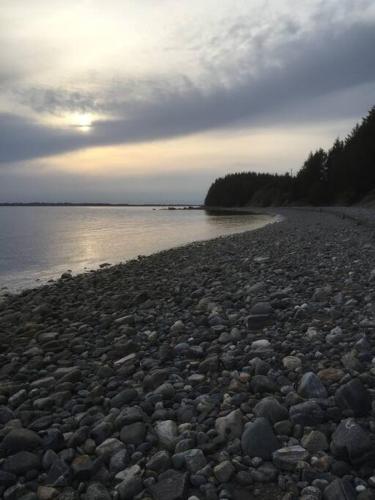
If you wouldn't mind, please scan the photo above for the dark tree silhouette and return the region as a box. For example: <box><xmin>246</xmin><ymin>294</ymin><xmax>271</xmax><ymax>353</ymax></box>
<box><xmin>205</xmin><ymin>106</ymin><xmax>375</xmax><ymax>207</ymax></box>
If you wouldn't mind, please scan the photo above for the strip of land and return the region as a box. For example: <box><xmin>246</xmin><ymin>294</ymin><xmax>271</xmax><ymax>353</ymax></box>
<box><xmin>0</xmin><ymin>208</ymin><xmax>375</xmax><ymax>500</ymax></box>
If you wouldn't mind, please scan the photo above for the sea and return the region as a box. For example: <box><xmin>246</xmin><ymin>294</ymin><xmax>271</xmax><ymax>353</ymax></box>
<box><xmin>0</xmin><ymin>206</ymin><xmax>273</xmax><ymax>293</ymax></box>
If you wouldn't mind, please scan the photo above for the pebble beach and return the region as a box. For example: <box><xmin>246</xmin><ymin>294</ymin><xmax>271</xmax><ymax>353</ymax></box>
<box><xmin>1</xmin><ymin>207</ymin><xmax>375</xmax><ymax>500</ymax></box>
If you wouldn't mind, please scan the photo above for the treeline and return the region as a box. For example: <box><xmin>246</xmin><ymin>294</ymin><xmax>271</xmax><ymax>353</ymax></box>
<box><xmin>205</xmin><ymin>105</ymin><xmax>375</xmax><ymax>207</ymax></box>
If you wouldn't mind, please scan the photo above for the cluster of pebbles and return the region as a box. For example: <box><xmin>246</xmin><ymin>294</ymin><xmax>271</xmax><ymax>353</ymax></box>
<box><xmin>1</xmin><ymin>208</ymin><xmax>375</xmax><ymax>500</ymax></box>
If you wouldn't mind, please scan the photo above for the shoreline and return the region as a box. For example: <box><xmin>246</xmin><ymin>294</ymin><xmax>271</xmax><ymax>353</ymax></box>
<box><xmin>0</xmin><ymin>211</ymin><xmax>277</xmax><ymax>297</ymax></box>
<box><xmin>1</xmin><ymin>208</ymin><xmax>375</xmax><ymax>499</ymax></box>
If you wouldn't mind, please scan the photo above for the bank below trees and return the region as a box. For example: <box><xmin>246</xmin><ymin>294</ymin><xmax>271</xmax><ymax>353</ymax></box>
<box><xmin>205</xmin><ymin>106</ymin><xmax>375</xmax><ymax>207</ymax></box>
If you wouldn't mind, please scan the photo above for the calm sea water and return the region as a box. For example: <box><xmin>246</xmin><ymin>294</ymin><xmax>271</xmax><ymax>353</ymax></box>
<box><xmin>0</xmin><ymin>206</ymin><xmax>273</xmax><ymax>292</ymax></box>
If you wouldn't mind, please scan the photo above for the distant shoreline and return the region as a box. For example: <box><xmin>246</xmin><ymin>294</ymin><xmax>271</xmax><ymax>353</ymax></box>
<box><xmin>0</xmin><ymin>202</ymin><xmax>202</xmax><ymax>207</ymax></box>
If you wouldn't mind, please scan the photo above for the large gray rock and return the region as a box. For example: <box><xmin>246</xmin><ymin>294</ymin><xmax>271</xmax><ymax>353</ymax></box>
<box><xmin>301</xmin><ymin>430</ymin><xmax>329</xmax><ymax>453</ymax></box>
<box><xmin>335</xmin><ymin>378</ymin><xmax>371</xmax><ymax>416</ymax></box>
<box><xmin>179</xmin><ymin>449</ymin><xmax>206</xmax><ymax>473</ymax></box>
<box><xmin>330</xmin><ymin>418</ymin><xmax>375</xmax><ymax>465</ymax></box>
<box><xmin>215</xmin><ymin>409</ymin><xmax>243</xmax><ymax>440</ymax></box>
<box><xmin>149</xmin><ymin>470</ymin><xmax>188</xmax><ymax>500</ymax></box>
<box><xmin>1</xmin><ymin>428</ymin><xmax>42</xmax><ymax>453</ymax></box>
<box><xmin>3</xmin><ymin>451</ymin><xmax>40</xmax><ymax>474</ymax></box>
<box><xmin>254</xmin><ymin>397</ymin><xmax>288</xmax><ymax>424</ymax></box>
<box><xmin>272</xmin><ymin>445</ymin><xmax>309</xmax><ymax>471</ymax></box>
<box><xmin>289</xmin><ymin>401</ymin><xmax>324</xmax><ymax>426</ymax></box>
<box><xmin>241</xmin><ymin>417</ymin><xmax>280</xmax><ymax>459</ymax></box>
<box><xmin>154</xmin><ymin>420</ymin><xmax>178</xmax><ymax>451</ymax></box>
<box><xmin>298</xmin><ymin>372</ymin><xmax>327</xmax><ymax>399</ymax></box>
<box><xmin>323</xmin><ymin>478</ymin><xmax>356</xmax><ymax>500</ymax></box>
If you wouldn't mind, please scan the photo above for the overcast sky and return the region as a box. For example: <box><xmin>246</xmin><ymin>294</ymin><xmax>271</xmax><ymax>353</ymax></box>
<box><xmin>1</xmin><ymin>0</ymin><xmax>374</xmax><ymax>203</ymax></box>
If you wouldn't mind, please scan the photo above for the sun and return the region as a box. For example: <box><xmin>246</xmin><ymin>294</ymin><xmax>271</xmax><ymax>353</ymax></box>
<box><xmin>71</xmin><ymin>112</ymin><xmax>94</xmax><ymax>132</ymax></box>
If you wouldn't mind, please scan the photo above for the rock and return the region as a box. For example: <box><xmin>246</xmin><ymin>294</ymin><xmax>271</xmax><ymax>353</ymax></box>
<box><xmin>318</xmin><ymin>368</ymin><xmax>344</xmax><ymax>383</ymax></box>
<box><xmin>110</xmin><ymin>388</ymin><xmax>138</xmax><ymax>408</ymax></box>
<box><xmin>298</xmin><ymin>372</ymin><xmax>327</xmax><ymax>399</ymax></box>
<box><xmin>1</xmin><ymin>428</ymin><xmax>42</xmax><ymax>453</ymax></box>
<box><xmin>47</xmin><ymin>458</ymin><xmax>71</xmax><ymax>487</ymax></box>
<box><xmin>71</xmin><ymin>455</ymin><xmax>96</xmax><ymax>480</ymax></box>
<box><xmin>241</xmin><ymin>417</ymin><xmax>280</xmax><ymax>459</ymax></box>
<box><xmin>85</xmin><ymin>483</ymin><xmax>111</xmax><ymax>500</ymax></box>
<box><xmin>0</xmin><ymin>406</ymin><xmax>14</xmax><ymax>424</ymax></box>
<box><xmin>330</xmin><ymin>418</ymin><xmax>375</xmax><ymax>465</ymax></box>
<box><xmin>272</xmin><ymin>445</ymin><xmax>309</xmax><ymax>471</ymax></box>
<box><xmin>95</xmin><ymin>438</ymin><xmax>124</xmax><ymax>458</ymax></box>
<box><xmin>37</xmin><ymin>486</ymin><xmax>59</xmax><ymax>500</ymax></box>
<box><xmin>289</xmin><ymin>401</ymin><xmax>324</xmax><ymax>426</ymax></box>
<box><xmin>301</xmin><ymin>430</ymin><xmax>329</xmax><ymax>453</ymax></box>
<box><xmin>146</xmin><ymin>450</ymin><xmax>171</xmax><ymax>472</ymax></box>
<box><xmin>326</xmin><ymin>326</ymin><xmax>343</xmax><ymax>344</ymax></box>
<box><xmin>213</xmin><ymin>461</ymin><xmax>234</xmax><ymax>482</ymax></box>
<box><xmin>251</xmin><ymin>339</ymin><xmax>272</xmax><ymax>351</ymax></box>
<box><xmin>250</xmin><ymin>375</ymin><xmax>279</xmax><ymax>393</ymax></box>
<box><xmin>144</xmin><ymin>369</ymin><xmax>169</xmax><ymax>391</ymax></box>
<box><xmin>215</xmin><ymin>409</ymin><xmax>243</xmax><ymax>440</ymax></box>
<box><xmin>335</xmin><ymin>378</ymin><xmax>371</xmax><ymax>416</ymax></box>
<box><xmin>282</xmin><ymin>356</ymin><xmax>302</xmax><ymax>370</ymax></box>
<box><xmin>254</xmin><ymin>397</ymin><xmax>288</xmax><ymax>424</ymax></box>
<box><xmin>180</xmin><ymin>449</ymin><xmax>206</xmax><ymax>473</ymax></box>
<box><xmin>3</xmin><ymin>451</ymin><xmax>40</xmax><ymax>474</ymax></box>
<box><xmin>120</xmin><ymin>422</ymin><xmax>146</xmax><ymax>445</ymax></box>
<box><xmin>117</xmin><ymin>475</ymin><xmax>143</xmax><ymax>500</ymax></box>
<box><xmin>154</xmin><ymin>420</ymin><xmax>178</xmax><ymax>451</ymax></box>
<box><xmin>323</xmin><ymin>478</ymin><xmax>356</xmax><ymax>500</ymax></box>
<box><xmin>341</xmin><ymin>350</ymin><xmax>362</xmax><ymax>371</ymax></box>
<box><xmin>149</xmin><ymin>470</ymin><xmax>188</xmax><ymax>500</ymax></box>
<box><xmin>170</xmin><ymin>320</ymin><xmax>185</xmax><ymax>334</ymax></box>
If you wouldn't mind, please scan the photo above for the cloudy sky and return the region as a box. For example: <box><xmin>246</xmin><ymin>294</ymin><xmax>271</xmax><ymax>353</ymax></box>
<box><xmin>1</xmin><ymin>0</ymin><xmax>374</xmax><ymax>203</ymax></box>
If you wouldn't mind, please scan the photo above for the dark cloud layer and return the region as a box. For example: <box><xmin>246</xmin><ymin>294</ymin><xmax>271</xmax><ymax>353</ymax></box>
<box><xmin>1</xmin><ymin>20</ymin><xmax>375</xmax><ymax>164</ymax></box>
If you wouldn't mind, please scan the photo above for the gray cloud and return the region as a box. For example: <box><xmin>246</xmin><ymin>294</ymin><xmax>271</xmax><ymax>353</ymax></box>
<box><xmin>1</xmin><ymin>19</ymin><xmax>375</xmax><ymax>164</ymax></box>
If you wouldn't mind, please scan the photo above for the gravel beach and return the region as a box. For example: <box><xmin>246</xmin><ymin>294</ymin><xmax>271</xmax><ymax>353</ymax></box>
<box><xmin>1</xmin><ymin>207</ymin><xmax>375</xmax><ymax>500</ymax></box>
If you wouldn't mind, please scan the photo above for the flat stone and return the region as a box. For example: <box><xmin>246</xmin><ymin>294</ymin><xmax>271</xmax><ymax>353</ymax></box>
<box><xmin>282</xmin><ymin>356</ymin><xmax>302</xmax><ymax>370</ymax></box>
<box><xmin>272</xmin><ymin>445</ymin><xmax>309</xmax><ymax>471</ymax></box>
<box><xmin>318</xmin><ymin>368</ymin><xmax>344</xmax><ymax>383</ymax></box>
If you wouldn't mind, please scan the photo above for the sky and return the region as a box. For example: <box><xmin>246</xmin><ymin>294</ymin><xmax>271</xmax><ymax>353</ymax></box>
<box><xmin>1</xmin><ymin>0</ymin><xmax>375</xmax><ymax>203</ymax></box>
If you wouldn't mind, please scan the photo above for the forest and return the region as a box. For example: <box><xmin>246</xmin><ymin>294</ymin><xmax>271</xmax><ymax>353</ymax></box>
<box><xmin>204</xmin><ymin>106</ymin><xmax>375</xmax><ymax>207</ymax></box>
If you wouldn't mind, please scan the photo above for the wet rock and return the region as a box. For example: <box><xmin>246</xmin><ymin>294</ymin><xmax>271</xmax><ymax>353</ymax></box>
<box><xmin>331</xmin><ymin>418</ymin><xmax>375</xmax><ymax>465</ymax></box>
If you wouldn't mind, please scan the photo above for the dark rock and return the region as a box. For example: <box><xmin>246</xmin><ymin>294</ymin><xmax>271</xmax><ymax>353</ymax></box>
<box><xmin>330</xmin><ymin>418</ymin><xmax>375</xmax><ymax>465</ymax></box>
<box><xmin>3</xmin><ymin>451</ymin><xmax>40</xmax><ymax>475</ymax></box>
<box><xmin>272</xmin><ymin>445</ymin><xmax>309</xmax><ymax>471</ymax></box>
<box><xmin>241</xmin><ymin>417</ymin><xmax>280</xmax><ymax>459</ymax></box>
<box><xmin>110</xmin><ymin>388</ymin><xmax>138</xmax><ymax>408</ymax></box>
<box><xmin>85</xmin><ymin>482</ymin><xmax>111</xmax><ymax>500</ymax></box>
<box><xmin>120</xmin><ymin>422</ymin><xmax>146</xmax><ymax>445</ymax></box>
<box><xmin>323</xmin><ymin>478</ymin><xmax>356</xmax><ymax>500</ymax></box>
<box><xmin>1</xmin><ymin>428</ymin><xmax>42</xmax><ymax>453</ymax></box>
<box><xmin>254</xmin><ymin>397</ymin><xmax>288</xmax><ymax>423</ymax></box>
<box><xmin>215</xmin><ymin>409</ymin><xmax>243</xmax><ymax>440</ymax></box>
<box><xmin>146</xmin><ymin>450</ymin><xmax>171</xmax><ymax>473</ymax></box>
<box><xmin>289</xmin><ymin>401</ymin><xmax>324</xmax><ymax>426</ymax></box>
<box><xmin>250</xmin><ymin>375</ymin><xmax>279</xmax><ymax>394</ymax></box>
<box><xmin>335</xmin><ymin>378</ymin><xmax>371</xmax><ymax>417</ymax></box>
<box><xmin>298</xmin><ymin>372</ymin><xmax>327</xmax><ymax>399</ymax></box>
<box><xmin>149</xmin><ymin>470</ymin><xmax>188</xmax><ymax>500</ymax></box>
